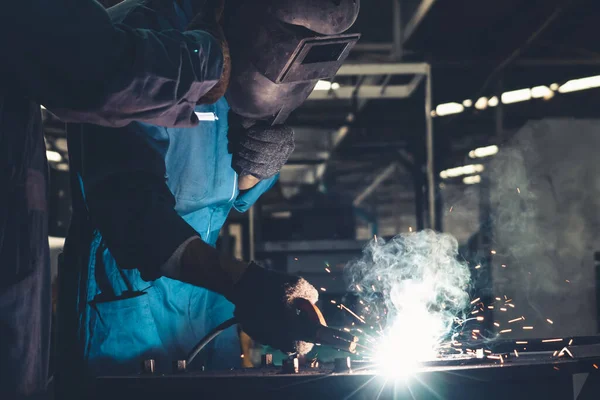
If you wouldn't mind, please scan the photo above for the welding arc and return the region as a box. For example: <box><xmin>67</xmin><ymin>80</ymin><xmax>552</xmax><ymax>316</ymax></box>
<box><xmin>187</xmin><ymin>317</ymin><xmax>238</xmax><ymax>365</ymax></box>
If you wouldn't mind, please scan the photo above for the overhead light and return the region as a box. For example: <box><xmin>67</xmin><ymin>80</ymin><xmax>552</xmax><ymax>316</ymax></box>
<box><xmin>558</xmin><ymin>75</ymin><xmax>600</xmax><ymax>93</ymax></box>
<box><xmin>314</xmin><ymin>80</ymin><xmax>339</xmax><ymax>91</ymax></box>
<box><xmin>501</xmin><ymin>88</ymin><xmax>531</xmax><ymax>104</ymax></box>
<box><xmin>469</xmin><ymin>145</ymin><xmax>499</xmax><ymax>159</ymax></box>
<box><xmin>488</xmin><ymin>96</ymin><xmax>499</xmax><ymax>107</ymax></box>
<box><xmin>435</xmin><ymin>102</ymin><xmax>464</xmax><ymax>116</ymax></box>
<box><xmin>46</xmin><ymin>151</ymin><xmax>62</xmax><ymax>162</ymax></box>
<box><xmin>549</xmin><ymin>83</ymin><xmax>559</xmax><ymax>91</ymax></box>
<box><xmin>463</xmin><ymin>175</ymin><xmax>482</xmax><ymax>185</ymax></box>
<box><xmin>475</xmin><ymin>97</ymin><xmax>488</xmax><ymax>110</ymax></box>
<box><xmin>463</xmin><ymin>99</ymin><xmax>473</xmax><ymax>107</ymax></box>
<box><xmin>440</xmin><ymin>164</ymin><xmax>484</xmax><ymax>179</ymax></box>
<box><xmin>531</xmin><ymin>86</ymin><xmax>553</xmax><ymax>99</ymax></box>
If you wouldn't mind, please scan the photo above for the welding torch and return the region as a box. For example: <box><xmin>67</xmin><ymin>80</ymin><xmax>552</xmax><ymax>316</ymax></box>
<box><xmin>187</xmin><ymin>298</ymin><xmax>358</xmax><ymax>365</ymax></box>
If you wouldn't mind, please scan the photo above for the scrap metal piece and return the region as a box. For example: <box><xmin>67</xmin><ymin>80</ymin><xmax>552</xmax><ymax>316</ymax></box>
<box><xmin>142</xmin><ymin>359</ymin><xmax>155</xmax><ymax>374</ymax></box>
<box><xmin>334</xmin><ymin>357</ymin><xmax>352</xmax><ymax>373</ymax></box>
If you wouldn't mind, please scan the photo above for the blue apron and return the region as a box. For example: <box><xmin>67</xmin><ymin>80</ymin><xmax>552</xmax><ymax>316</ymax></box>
<box><xmin>77</xmin><ymin>97</ymin><xmax>276</xmax><ymax>376</ymax></box>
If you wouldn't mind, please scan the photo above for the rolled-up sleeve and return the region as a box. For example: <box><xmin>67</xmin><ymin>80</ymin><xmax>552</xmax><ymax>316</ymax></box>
<box><xmin>0</xmin><ymin>0</ymin><xmax>223</xmax><ymax>128</ymax></box>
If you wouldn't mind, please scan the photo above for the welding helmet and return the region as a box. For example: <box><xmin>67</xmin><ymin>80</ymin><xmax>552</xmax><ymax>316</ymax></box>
<box><xmin>223</xmin><ymin>0</ymin><xmax>361</xmax><ymax>125</ymax></box>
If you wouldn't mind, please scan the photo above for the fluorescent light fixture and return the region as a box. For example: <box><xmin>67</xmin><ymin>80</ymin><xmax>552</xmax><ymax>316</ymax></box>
<box><xmin>463</xmin><ymin>99</ymin><xmax>473</xmax><ymax>107</ymax></box>
<box><xmin>314</xmin><ymin>80</ymin><xmax>339</xmax><ymax>91</ymax></box>
<box><xmin>463</xmin><ymin>175</ymin><xmax>482</xmax><ymax>185</ymax></box>
<box><xmin>474</xmin><ymin>97</ymin><xmax>488</xmax><ymax>110</ymax></box>
<box><xmin>46</xmin><ymin>151</ymin><xmax>62</xmax><ymax>162</ymax></box>
<box><xmin>488</xmin><ymin>96</ymin><xmax>499</xmax><ymax>107</ymax></box>
<box><xmin>435</xmin><ymin>102</ymin><xmax>464</xmax><ymax>116</ymax></box>
<box><xmin>558</xmin><ymin>75</ymin><xmax>600</xmax><ymax>93</ymax></box>
<box><xmin>469</xmin><ymin>145</ymin><xmax>499</xmax><ymax>159</ymax></box>
<box><xmin>531</xmin><ymin>86</ymin><xmax>553</xmax><ymax>99</ymax></box>
<box><xmin>440</xmin><ymin>164</ymin><xmax>484</xmax><ymax>179</ymax></box>
<box><xmin>501</xmin><ymin>88</ymin><xmax>531</xmax><ymax>104</ymax></box>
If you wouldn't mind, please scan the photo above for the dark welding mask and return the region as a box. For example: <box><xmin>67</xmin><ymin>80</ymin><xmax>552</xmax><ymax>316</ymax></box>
<box><xmin>223</xmin><ymin>0</ymin><xmax>361</xmax><ymax>125</ymax></box>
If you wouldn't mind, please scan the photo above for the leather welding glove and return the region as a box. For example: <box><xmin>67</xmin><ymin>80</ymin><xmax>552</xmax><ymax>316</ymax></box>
<box><xmin>176</xmin><ymin>239</ymin><xmax>318</xmax><ymax>355</ymax></box>
<box><xmin>186</xmin><ymin>0</ymin><xmax>230</xmax><ymax>104</ymax></box>
<box><xmin>228</xmin><ymin>115</ymin><xmax>295</xmax><ymax>190</ymax></box>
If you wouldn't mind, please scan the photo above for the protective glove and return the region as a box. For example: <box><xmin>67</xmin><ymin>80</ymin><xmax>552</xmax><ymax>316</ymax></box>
<box><xmin>229</xmin><ymin>116</ymin><xmax>295</xmax><ymax>187</ymax></box>
<box><xmin>186</xmin><ymin>0</ymin><xmax>230</xmax><ymax>104</ymax></box>
<box><xmin>229</xmin><ymin>262</ymin><xmax>319</xmax><ymax>355</ymax></box>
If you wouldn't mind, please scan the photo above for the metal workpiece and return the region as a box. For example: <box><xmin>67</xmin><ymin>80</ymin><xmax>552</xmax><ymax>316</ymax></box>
<box><xmin>282</xmin><ymin>357</ymin><xmax>300</xmax><ymax>374</ymax></box>
<box><xmin>172</xmin><ymin>360</ymin><xmax>187</xmax><ymax>373</ymax></box>
<box><xmin>142</xmin><ymin>359</ymin><xmax>155</xmax><ymax>374</ymax></box>
<box><xmin>334</xmin><ymin>357</ymin><xmax>352</xmax><ymax>373</ymax></box>
<box><xmin>261</xmin><ymin>354</ymin><xmax>273</xmax><ymax>367</ymax></box>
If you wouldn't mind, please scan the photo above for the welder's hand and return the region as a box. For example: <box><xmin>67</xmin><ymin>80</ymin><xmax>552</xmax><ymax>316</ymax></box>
<box><xmin>229</xmin><ymin>117</ymin><xmax>295</xmax><ymax>185</ymax></box>
<box><xmin>230</xmin><ymin>262</ymin><xmax>319</xmax><ymax>355</ymax></box>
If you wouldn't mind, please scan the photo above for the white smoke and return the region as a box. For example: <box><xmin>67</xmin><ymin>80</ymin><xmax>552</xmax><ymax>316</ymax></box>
<box><xmin>346</xmin><ymin>230</ymin><xmax>471</xmax><ymax>370</ymax></box>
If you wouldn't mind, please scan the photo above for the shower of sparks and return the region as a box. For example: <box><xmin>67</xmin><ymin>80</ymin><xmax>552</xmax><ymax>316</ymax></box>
<box><xmin>470</xmin><ymin>297</ymin><xmax>481</xmax><ymax>305</ymax></box>
<box><xmin>546</xmin><ymin>319</ymin><xmax>554</xmax><ymax>324</ymax></box>
<box><xmin>339</xmin><ymin>304</ymin><xmax>366</xmax><ymax>324</ymax></box>
<box><xmin>523</xmin><ymin>326</ymin><xmax>533</xmax><ymax>330</ymax></box>
<box><xmin>542</xmin><ymin>338</ymin><xmax>563</xmax><ymax>343</ymax></box>
<box><xmin>508</xmin><ymin>317</ymin><xmax>523</xmax><ymax>323</ymax></box>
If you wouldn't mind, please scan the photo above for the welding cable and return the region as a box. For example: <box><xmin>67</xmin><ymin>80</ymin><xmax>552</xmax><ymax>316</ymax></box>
<box><xmin>186</xmin><ymin>317</ymin><xmax>238</xmax><ymax>365</ymax></box>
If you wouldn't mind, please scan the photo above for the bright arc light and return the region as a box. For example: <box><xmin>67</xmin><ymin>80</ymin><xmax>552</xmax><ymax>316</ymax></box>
<box><xmin>474</xmin><ymin>97</ymin><xmax>488</xmax><ymax>110</ymax></box>
<box><xmin>435</xmin><ymin>102</ymin><xmax>464</xmax><ymax>117</ymax></box>
<box><xmin>531</xmin><ymin>86</ymin><xmax>553</xmax><ymax>99</ymax></box>
<box><xmin>463</xmin><ymin>175</ymin><xmax>482</xmax><ymax>185</ymax></box>
<box><xmin>488</xmin><ymin>96</ymin><xmax>499</xmax><ymax>107</ymax></box>
<box><xmin>440</xmin><ymin>164</ymin><xmax>484</xmax><ymax>179</ymax></box>
<box><xmin>313</xmin><ymin>80</ymin><xmax>339</xmax><ymax>91</ymax></box>
<box><xmin>558</xmin><ymin>75</ymin><xmax>600</xmax><ymax>93</ymax></box>
<box><xmin>501</xmin><ymin>88</ymin><xmax>531</xmax><ymax>104</ymax></box>
<box><xmin>46</xmin><ymin>150</ymin><xmax>62</xmax><ymax>162</ymax></box>
<box><xmin>469</xmin><ymin>145</ymin><xmax>499</xmax><ymax>159</ymax></box>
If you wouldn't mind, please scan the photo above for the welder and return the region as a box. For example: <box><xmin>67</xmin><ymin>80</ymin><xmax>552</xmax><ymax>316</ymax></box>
<box><xmin>61</xmin><ymin>0</ymin><xmax>360</xmax><ymax>382</ymax></box>
<box><xmin>0</xmin><ymin>0</ymin><xmax>246</xmax><ymax>398</ymax></box>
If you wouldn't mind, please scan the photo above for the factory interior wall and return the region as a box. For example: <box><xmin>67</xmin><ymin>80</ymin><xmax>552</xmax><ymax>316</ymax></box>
<box><xmin>487</xmin><ymin>118</ymin><xmax>600</xmax><ymax>339</ymax></box>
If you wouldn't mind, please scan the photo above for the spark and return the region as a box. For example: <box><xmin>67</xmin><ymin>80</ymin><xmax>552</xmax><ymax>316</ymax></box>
<box><xmin>594</xmin><ymin>364</ymin><xmax>599</xmax><ymax>369</ymax></box>
<box><xmin>240</xmin><ymin>354</ymin><xmax>244</xmax><ymax>358</ymax></box>
<box><xmin>509</xmin><ymin>317</ymin><xmax>524</xmax><ymax>323</ymax></box>
<box><xmin>359</xmin><ymin>300</ymin><xmax>364</xmax><ymax>305</ymax></box>
<box><xmin>476</xmin><ymin>316</ymin><xmax>484</xmax><ymax>321</ymax></box>
<box><xmin>471</xmin><ymin>310</ymin><xmax>480</xmax><ymax>314</ymax></box>
<box><xmin>449</xmin><ymin>206</ymin><xmax>453</xmax><ymax>213</ymax></box>
<box><xmin>562</xmin><ymin>348</ymin><xmax>574</xmax><ymax>358</ymax></box>
<box><xmin>356</xmin><ymin>285</ymin><xmax>362</xmax><ymax>292</ymax></box>
<box><xmin>508</xmin><ymin>304</ymin><xmax>515</xmax><ymax>308</ymax></box>
<box><xmin>452</xmin><ymin>342</ymin><xmax>462</xmax><ymax>347</ymax></box>
<box><xmin>377</xmin><ymin>276</ymin><xmax>381</xmax><ymax>281</ymax></box>
<box><xmin>330</xmin><ymin>300</ymin><xmax>337</xmax><ymax>304</ymax></box>
<box><xmin>340</xmin><ymin>304</ymin><xmax>366</xmax><ymax>324</ymax></box>
<box><xmin>488</xmin><ymin>306</ymin><xmax>494</xmax><ymax>309</ymax></box>
<box><xmin>475</xmin><ymin>264</ymin><xmax>481</xmax><ymax>269</ymax></box>
<box><xmin>495</xmin><ymin>297</ymin><xmax>502</xmax><ymax>301</ymax></box>
<box><xmin>517</xmin><ymin>187</ymin><xmax>521</xmax><ymax>194</ymax></box>
<box><xmin>325</xmin><ymin>268</ymin><xmax>331</xmax><ymax>273</ymax></box>
<box><xmin>553</xmin><ymin>366</ymin><xmax>559</xmax><ymax>371</ymax></box>
<box><xmin>409</xmin><ymin>226</ymin><xmax>413</xmax><ymax>232</ymax></box>
<box><xmin>501</xmin><ymin>264</ymin><xmax>507</xmax><ymax>268</ymax></box>
<box><xmin>472</xmin><ymin>330</ymin><xmax>480</xmax><ymax>333</ymax></box>
<box><xmin>491</xmin><ymin>250</ymin><xmax>497</xmax><ymax>255</ymax></box>
<box><xmin>523</xmin><ymin>326</ymin><xmax>534</xmax><ymax>330</ymax></box>
<box><xmin>373</xmin><ymin>235</ymin><xmax>378</xmax><ymax>241</ymax></box>
<box><xmin>500</xmin><ymin>329</ymin><xmax>512</xmax><ymax>334</ymax></box>
<box><xmin>569</xmin><ymin>339</ymin><xmax>574</xmax><ymax>346</ymax></box>
<box><xmin>294</xmin><ymin>257</ymin><xmax>298</xmax><ymax>261</ymax></box>
<box><xmin>343</xmin><ymin>328</ymin><xmax>351</xmax><ymax>332</ymax></box>
<box><xmin>516</xmin><ymin>341</ymin><xmax>528</xmax><ymax>344</ymax></box>
<box><xmin>546</xmin><ymin>319</ymin><xmax>554</xmax><ymax>324</ymax></box>
<box><xmin>566</xmin><ymin>280</ymin><xmax>571</xmax><ymax>283</ymax></box>
<box><xmin>494</xmin><ymin>322</ymin><xmax>500</xmax><ymax>327</ymax></box>
<box><xmin>470</xmin><ymin>297</ymin><xmax>481</xmax><ymax>305</ymax></box>
<box><xmin>320</xmin><ymin>287</ymin><xmax>327</xmax><ymax>292</ymax></box>
<box><xmin>472</xmin><ymin>335</ymin><xmax>477</xmax><ymax>340</ymax></box>
<box><xmin>500</xmin><ymin>308</ymin><xmax>507</xmax><ymax>312</ymax></box>
<box><xmin>542</xmin><ymin>338</ymin><xmax>563</xmax><ymax>343</ymax></box>
<box><xmin>514</xmin><ymin>350</ymin><xmax>519</xmax><ymax>357</ymax></box>
<box><xmin>500</xmin><ymin>355</ymin><xmax>504</xmax><ymax>364</ymax></box>
<box><xmin>553</xmin><ymin>351</ymin><xmax>558</xmax><ymax>357</ymax></box>
<box><xmin>484</xmin><ymin>350</ymin><xmax>492</xmax><ymax>354</ymax></box>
